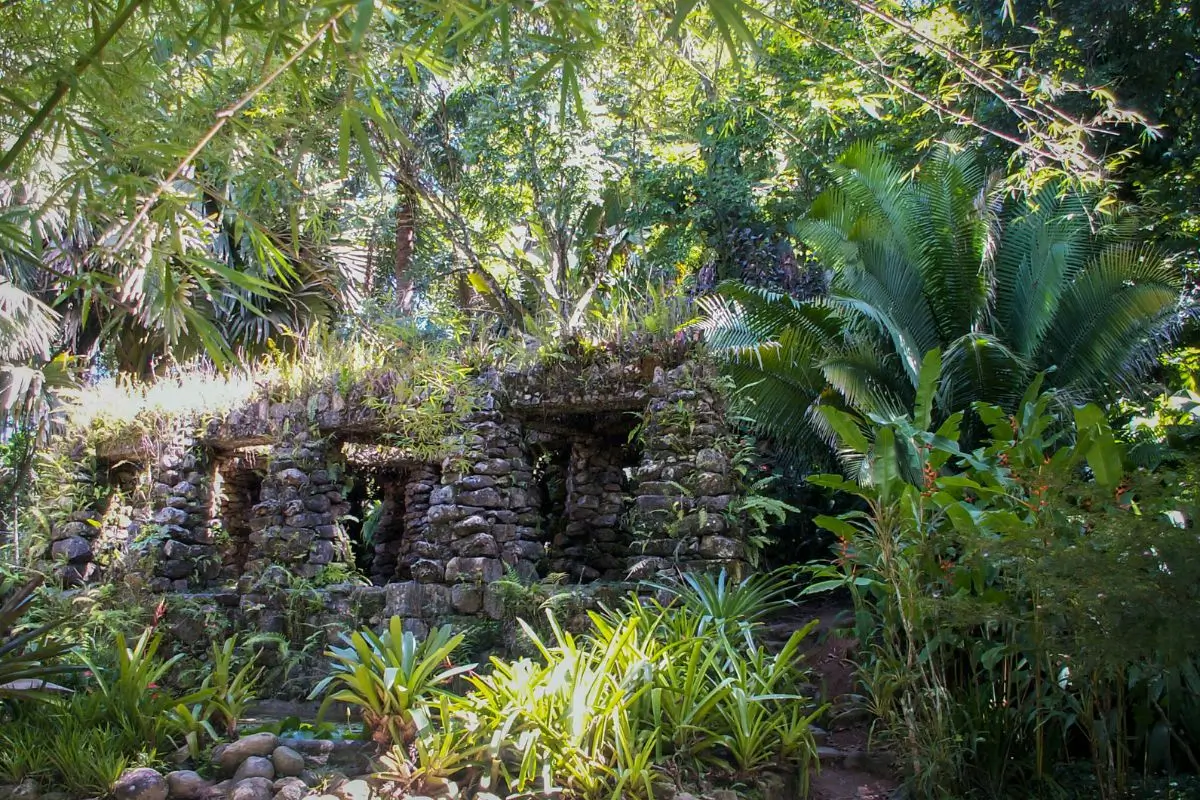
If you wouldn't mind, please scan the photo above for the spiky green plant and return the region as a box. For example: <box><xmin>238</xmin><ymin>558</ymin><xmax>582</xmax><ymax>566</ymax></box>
<box><xmin>309</xmin><ymin>618</ymin><xmax>473</xmax><ymax>748</ymax></box>
<box><xmin>0</xmin><ymin>576</ymin><xmax>80</xmax><ymax>701</ymax></box>
<box><xmin>696</xmin><ymin>142</ymin><xmax>1183</xmax><ymax>456</ymax></box>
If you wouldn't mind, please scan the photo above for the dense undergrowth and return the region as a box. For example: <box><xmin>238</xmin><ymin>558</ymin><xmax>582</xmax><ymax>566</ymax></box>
<box><xmin>0</xmin><ymin>566</ymin><xmax>823</xmax><ymax>799</ymax></box>
<box><xmin>805</xmin><ymin>352</ymin><xmax>1200</xmax><ymax>799</ymax></box>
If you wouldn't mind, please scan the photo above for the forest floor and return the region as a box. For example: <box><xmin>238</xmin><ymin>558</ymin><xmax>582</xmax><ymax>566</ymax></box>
<box><xmin>766</xmin><ymin>599</ymin><xmax>899</xmax><ymax>800</ymax></box>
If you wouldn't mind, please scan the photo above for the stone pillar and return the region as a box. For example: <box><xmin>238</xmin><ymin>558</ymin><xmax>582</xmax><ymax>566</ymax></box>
<box><xmin>244</xmin><ymin>434</ymin><xmax>352</xmax><ymax>580</ymax></box>
<box><xmin>368</xmin><ymin>481</ymin><xmax>405</xmax><ymax>584</ymax></box>
<box><xmin>628</xmin><ymin>362</ymin><xmax>747</xmax><ymax>578</ymax></box>
<box><xmin>50</xmin><ymin>509</ymin><xmax>101</xmax><ymax>585</ymax></box>
<box><xmin>147</xmin><ymin>432</ymin><xmax>220</xmax><ymax>591</ymax></box>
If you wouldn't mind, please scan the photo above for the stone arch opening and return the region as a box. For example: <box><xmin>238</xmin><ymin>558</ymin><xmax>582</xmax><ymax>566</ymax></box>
<box><xmin>210</xmin><ymin>448</ymin><xmax>268</xmax><ymax>580</ymax></box>
<box><xmin>528</xmin><ymin>412</ymin><xmax>641</xmax><ymax>583</ymax></box>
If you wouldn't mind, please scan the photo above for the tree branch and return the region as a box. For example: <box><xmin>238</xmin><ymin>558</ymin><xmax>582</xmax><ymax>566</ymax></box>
<box><xmin>0</xmin><ymin>0</ymin><xmax>150</xmax><ymax>173</ymax></box>
<box><xmin>111</xmin><ymin>6</ymin><xmax>349</xmax><ymax>253</ymax></box>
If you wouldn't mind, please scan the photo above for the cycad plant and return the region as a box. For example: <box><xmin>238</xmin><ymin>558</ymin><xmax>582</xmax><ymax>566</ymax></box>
<box><xmin>697</xmin><ymin>142</ymin><xmax>1183</xmax><ymax>455</ymax></box>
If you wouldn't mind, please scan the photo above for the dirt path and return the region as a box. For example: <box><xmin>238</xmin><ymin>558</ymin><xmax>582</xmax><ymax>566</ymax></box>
<box><xmin>765</xmin><ymin>599</ymin><xmax>900</xmax><ymax>800</ymax></box>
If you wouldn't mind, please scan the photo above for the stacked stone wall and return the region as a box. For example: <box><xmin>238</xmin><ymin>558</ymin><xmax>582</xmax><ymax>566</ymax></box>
<box><xmin>49</xmin><ymin>355</ymin><xmax>753</xmax><ymax>625</ymax></box>
<box><xmin>244</xmin><ymin>435</ymin><xmax>352</xmax><ymax>581</ymax></box>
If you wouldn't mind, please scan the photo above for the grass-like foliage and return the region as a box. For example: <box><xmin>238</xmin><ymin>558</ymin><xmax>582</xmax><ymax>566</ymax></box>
<box><xmin>0</xmin><ymin>626</ymin><xmax>213</xmax><ymax>794</ymax></box>
<box><xmin>333</xmin><ymin>572</ymin><xmax>823</xmax><ymax>799</ymax></box>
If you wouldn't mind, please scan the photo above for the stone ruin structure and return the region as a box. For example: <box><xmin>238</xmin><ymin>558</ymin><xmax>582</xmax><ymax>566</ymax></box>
<box><xmin>46</xmin><ymin>354</ymin><xmax>754</xmax><ymax>637</ymax></box>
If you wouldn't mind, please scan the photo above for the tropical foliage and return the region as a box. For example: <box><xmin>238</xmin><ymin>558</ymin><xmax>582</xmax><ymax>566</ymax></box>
<box><xmin>329</xmin><ymin>571</ymin><xmax>822</xmax><ymax>799</ymax></box>
<box><xmin>310</xmin><ymin>619</ymin><xmax>473</xmax><ymax>748</ymax></box>
<box><xmin>805</xmin><ymin>352</ymin><xmax>1200</xmax><ymax>798</ymax></box>
<box><xmin>698</xmin><ymin>143</ymin><xmax>1183</xmax><ymax>457</ymax></box>
<box><xmin>0</xmin><ymin>1</ymin><xmax>1198</xmax><ymax>799</ymax></box>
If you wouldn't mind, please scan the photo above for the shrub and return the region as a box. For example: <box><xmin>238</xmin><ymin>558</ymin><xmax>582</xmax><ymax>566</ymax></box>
<box><xmin>0</xmin><ymin>575</ymin><xmax>80</xmax><ymax>701</ymax></box>
<box><xmin>805</xmin><ymin>352</ymin><xmax>1200</xmax><ymax>799</ymax></box>
<box><xmin>340</xmin><ymin>573</ymin><xmax>824</xmax><ymax>799</ymax></box>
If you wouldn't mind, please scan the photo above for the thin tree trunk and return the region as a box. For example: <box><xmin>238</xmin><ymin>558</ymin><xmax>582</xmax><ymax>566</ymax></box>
<box><xmin>394</xmin><ymin>181</ymin><xmax>418</xmax><ymax>312</ymax></box>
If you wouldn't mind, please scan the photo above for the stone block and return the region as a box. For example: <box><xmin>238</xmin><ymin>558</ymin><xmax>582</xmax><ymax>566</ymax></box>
<box><xmin>275</xmin><ymin>468</ymin><xmax>309</xmax><ymax>487</ymax></box>
<box><xmin>385</xmin><ymin>581</ymin><xmax>421</xmax><ymax>617</ymax></box>
<box><xmin>502</xmin><ymin>540</ymin><xmax>545</xmax><ymax>562</ymax></box>
<box><xmin>445</xmin><ymin>556</ymin><xmax>503</xmax><ymax>584</ymax></box>
<box><xmin>458</xmin><ymin>475</ymin><xmax>496</xmax><ymax>490</ymax></box>
<box><xmin>410</xmin><ymin>559</ymin><xmax>444</xmax><ymax>583</ymax></box>
<box><xmin>451</xmin><ymin>532</ymin><xmax>498</xmax><ymax>558</ymax></box>
<box><xmin>473</xmin><ymin>459</ymin><xmax>512</xmax><ymax>476</ymax></box>
<box><xmin>695</xmin><ymin>448</ymin><xmax>729</xmax><ymax>473</ymax></box>
<box><xmin>154</xmin><ymin>507</ymin><xmax>189</xmax><ymax>526</ymax></box>
<box><xmin>457</xmin><ymin>488</ymin><xmax>504</xmax><ymax>508</ymax></box>
<box><xmin>451</xmin><ymin>584</ymin><xmax>482</xmax><ymax>614</ymax></box>
<box><xmin>429</xmin><ymin>485</ymin><xmax>455</xmax><ymax>505</ymax></box>
<box><xmin>453</xmin><ymin>515</ymin><xmax>490</xmax><ymax>534</ymax></box>
<box><xmin>50</xmin><ymin>535</ymin><xmax>92</xmax><ymax>563</ymax></box>
<box><xmin>309</xmin><ymin>540</ymin><xmax>335</xmax><ymax>565</ymax></box>
<box><xmin>699</xmin><ymin>535</ymin><xmax>743</xmax><ymax>560</ymax></box>
<box><xmin>304</xmin><ymin>494</ymin><xmax>331</xmax><ymax>513</ymax></box>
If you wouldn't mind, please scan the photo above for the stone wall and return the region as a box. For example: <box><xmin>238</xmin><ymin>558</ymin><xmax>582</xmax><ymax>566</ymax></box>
<box><xmin>53</xmin><ymin>354</ymin><xmax>754</xmax><ymax>625</ymax></box>
<box><xmin>243</xmin><ymin>434</ymin><xmax>353</xmax><ymax>581</ymax></box>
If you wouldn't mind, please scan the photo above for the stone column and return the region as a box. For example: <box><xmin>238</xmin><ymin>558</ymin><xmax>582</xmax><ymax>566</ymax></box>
<box><xmin>628</xmin><ymin>362</ymin><xmax>748</xmax><ymax>578</ymax></box>
<box><xmin>244</xmin><ymin>433</ymin><xmax>352</xmax><ymax>581</ymax></box>
<box><xmin>147</xmin><ymin>431</ymin><xmax>220</xmax><ymax>591</ymax></box>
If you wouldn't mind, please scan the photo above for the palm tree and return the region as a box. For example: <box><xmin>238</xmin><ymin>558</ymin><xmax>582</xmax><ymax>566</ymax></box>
<box><xmin>697</xmin><ymin>143</ymin><xmax>1183</xmax><ymax>456</ymax></box>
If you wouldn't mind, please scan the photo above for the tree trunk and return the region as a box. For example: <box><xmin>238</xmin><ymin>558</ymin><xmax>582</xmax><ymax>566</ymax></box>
<box><xmin>394</xmin><ymin>182</ymin><xmax>418</xmax><ymax>313</ymax></box>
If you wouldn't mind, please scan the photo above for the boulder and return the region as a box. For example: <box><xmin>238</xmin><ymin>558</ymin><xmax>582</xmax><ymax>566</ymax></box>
<box><xmin>112</xmin><ymin>768</ymin><xmax>168</xmax><ymax>800</ymax></box>
<box><xmin>272</xmin><ymin>782</ymin><xmax>307</xmax><ymax>800</ymax></box>
<box><xmin>270</xmin><ymin>746</ymin><xmax>305</xmax><ymax>778</ymax></box>
<box><xmin>50</xmin><ymin>535</ymin><xmax>91</xmax><ymax>563</ymax></box>
<box><xmin>203</xmin><ymin>780</ymin><xmax>232</xmax><ymax>800</ymax></box>
<box><xmin>217</xmin><ymin>733</ymin><xmax>280</xmax><ymax>774</ymax></box>
<box><xmin>270</xmin><ymin>778</ymin><xmax>307</xmax><ymax>800</ymax></box>
<box><xmin>232</xmin><ymin>757</ymin><xmax>274</xmax><ymax>783</ymax></box>
<box><xmin>229</xmin><ymin>778</ymin><xmax>274</xmax><ymax>800</ymax></box>
<box><xmin>166</xmin><ymin>771</ymin><xmax>212</xmax><ymax>800</ymax></box>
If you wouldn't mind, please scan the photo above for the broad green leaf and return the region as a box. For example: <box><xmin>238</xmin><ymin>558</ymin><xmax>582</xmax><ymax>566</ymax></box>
<box><xmin>914</xmin><ymin>348</ymin><xmax>941</xmax><ymax>430</ymax></box>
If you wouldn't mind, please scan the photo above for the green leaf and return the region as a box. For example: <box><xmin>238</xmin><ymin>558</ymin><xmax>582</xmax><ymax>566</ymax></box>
<box><xmin>914</xmin><ymin>348</ymin><xmax>941</xmax><ymax>430</ymax></box>
<box><xmin>818</xmin><ymin>406</ymin><xmax>870</xmax><ymax>455</ymax></box>
<box><xmin>1073</xmin><ymin>403</ymin><xmax>1124</xmax><ymax>488</ymax></box>
<box><xmin>349</xmin><ymin>0</ymin><xmax>374</xmax><ymax>49</ymax></box>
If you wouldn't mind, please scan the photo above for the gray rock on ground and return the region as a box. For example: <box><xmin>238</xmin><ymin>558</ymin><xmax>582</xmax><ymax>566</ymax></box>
<box><xmin>0</xmin><ymin>779</ymin><xmax>41</xmax><ymax>800</ymax></box>
<box><xmin>270</xmin><ymin>778</ymin><xmax>307</xmax><ymax>800</ymax></box>
<box><xmin>229</xmin><ymin>778</ymin><xmax>274</xmax><ymax>800</ymax></box>
<box><xmin>166</xmin><ymin>771</ymin><xmax>212</xmax><ymax>800</ymax></box>
<box><xmin>270</xmin><ymin>746</ymin><xmax>305</xmax><ymax>778</ymax></box>
<box><xmin>203</xmin><ymin>780</ymin><xmax>233</xmax><ymax>800</ymax></box>
<box><xmin>112</xmin><ymin>768</ymin><xmax>169</xmax><ymax>800</ymax></box>
<box><xmin>232</xmin><ymin>757</ymin><xmax>274</xmax><ymax>783</ymax></box>
<box><xmin>216</xmin><ymin>734</ymin><xmax>281</xmax><ymax>775</ymax></box>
